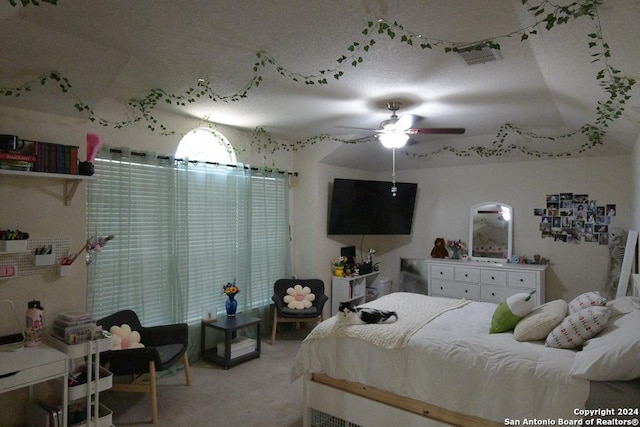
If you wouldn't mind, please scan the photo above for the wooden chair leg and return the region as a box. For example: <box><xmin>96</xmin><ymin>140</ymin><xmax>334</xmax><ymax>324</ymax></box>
<box><xmin>149</xmin><ymin>361</ymin><xmax>158</xmax><ymax>425</ymax></box>
<box><xmin>271</xmin><ymin>310</ymin><xmax>278</xmax><ymax>345</ymax></box>
<box><xmin>181</xmin><ymin>353</ymin><xmax>192</xmax><ymax>386</ymax></box>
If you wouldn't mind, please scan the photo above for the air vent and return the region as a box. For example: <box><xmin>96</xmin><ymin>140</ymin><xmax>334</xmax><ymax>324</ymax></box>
<box><xmin>457</xmin><ymin>45</ymin><xmax>502</xmax><ymax>65</ymax></box>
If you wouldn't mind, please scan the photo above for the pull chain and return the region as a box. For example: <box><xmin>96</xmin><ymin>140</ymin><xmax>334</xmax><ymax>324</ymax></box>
<box><xmin>391</xmin><ymin>147</ymin><xmax>397</xmax><ymax>197</ymax></box>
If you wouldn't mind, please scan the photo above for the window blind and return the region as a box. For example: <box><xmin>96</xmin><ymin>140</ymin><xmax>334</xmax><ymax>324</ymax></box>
<box><xmin>86</xmin><ymin>152</ymin><xmax>290</xmax><ymax>326</ymax></box>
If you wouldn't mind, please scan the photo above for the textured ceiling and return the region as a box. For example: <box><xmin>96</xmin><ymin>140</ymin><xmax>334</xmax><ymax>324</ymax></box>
<box><xmin>0</xmin><ymin>0</ymin><xmax>639</xmax><ymax>171</ymax></box>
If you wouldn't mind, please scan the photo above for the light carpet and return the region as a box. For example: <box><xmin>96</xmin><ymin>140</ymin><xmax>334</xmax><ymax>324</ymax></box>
<box><xmin>101</xmin><ymin>327</ymin><xmax>310</xmax><ymax>426</ymax></box>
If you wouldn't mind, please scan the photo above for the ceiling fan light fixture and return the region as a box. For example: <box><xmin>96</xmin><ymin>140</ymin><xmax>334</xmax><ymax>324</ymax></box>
<box><xmin>378</xmin><ymin>133</ymin><xmax>409</xmax><ymax>148</ymax></box>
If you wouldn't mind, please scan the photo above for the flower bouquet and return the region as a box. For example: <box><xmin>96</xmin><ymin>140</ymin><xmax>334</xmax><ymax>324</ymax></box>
<box><xmin>447</xmin><ymin>240</ymin><xmax>466</xmax><ymax>259</ymax></box>
<box><xmin>223</xmin><ymin>281</ymin><xmax>239</xmax><ymax>316</ymax></box>
<box><xmin>331</xmin><ymin>256</ymin><xmax>348</xmax><ymax>277</ymax></box>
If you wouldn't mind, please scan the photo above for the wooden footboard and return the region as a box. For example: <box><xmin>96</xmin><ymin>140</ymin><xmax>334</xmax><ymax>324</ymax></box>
<box><xmin>311</xmin><ymin>373</ymin><xmax>502</xmax><ymax>427</ymax></box>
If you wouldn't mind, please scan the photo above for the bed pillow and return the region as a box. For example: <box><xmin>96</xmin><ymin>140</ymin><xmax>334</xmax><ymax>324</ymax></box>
<box><xmin>513</xmin><ymin>299</ymin><xmax>567</xmax><ymax>342</ymax></box>
<box><xmin>568</xmin><ymin>291</ymin><xmax>607</xmax><ymax>314</ymax></box>
<box><xmin>606</xmin><ymin>296</ymin><xmax>640</xmax><ymax>318</ymax></box>
<box><xmin>545</xmin><ymin>306</ymin><xmax>609</xmax><ymax>349</ymax></box>
<box><xmin>569</xmin><ymin>310</ymin><xmax>640</xmax><ymax>380</ymax></box>
<box><xmin>490</xmin><ymin>291</ymin><xmax>537</xmax><ymax>334</ymax></box>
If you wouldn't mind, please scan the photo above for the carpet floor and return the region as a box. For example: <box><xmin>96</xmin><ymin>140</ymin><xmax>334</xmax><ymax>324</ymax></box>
<box><xmin>100</xmin><ymin>327</ymin><xmax>311</xmax><ymax>427</ymax></box>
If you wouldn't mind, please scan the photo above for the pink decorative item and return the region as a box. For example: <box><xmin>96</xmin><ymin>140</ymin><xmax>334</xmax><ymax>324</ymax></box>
<box><xmin>79</xmin><ymin>133</ymin><xmax>103</xmax><ymax>175</ymax></box>
<box><xmin>86</xmin><ymin>133</ymin><xmax>102</xmax><ymax>163</ymax></box>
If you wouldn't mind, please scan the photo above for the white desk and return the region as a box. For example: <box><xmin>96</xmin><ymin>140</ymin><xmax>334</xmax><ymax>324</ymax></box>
<box><xmin>0</xmin><ymin>344</ymin><xmax>68</xmax><ymax>425</ymax></box>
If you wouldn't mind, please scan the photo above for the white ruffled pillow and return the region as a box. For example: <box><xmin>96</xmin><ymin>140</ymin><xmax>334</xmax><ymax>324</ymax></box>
<box><xmin>513</xmin><ymin>299</ymin><xmax>567</xmax><ymax>342</ymax></box>
<box><xmin>283</xmin><ymin>285</ymin><xmax>316</xmax><ymax>309</ymax></box>
<box><xmin>110</xmin><ymin>324</ymin><xmax>145</xmax><ymax>350</ymax></box>
<box><xmin>545</xmin><ymin>306</ymin><xmax>609</xmax><ymax>349</ymax></box>
<box><xmin>570</xmin><ymin>310</ymin><xmax>640</xmax><ymax>380</ymax></box>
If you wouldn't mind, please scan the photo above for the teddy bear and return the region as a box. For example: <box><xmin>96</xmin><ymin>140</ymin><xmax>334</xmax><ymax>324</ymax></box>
<box><xmin>430</xmin><ymin>237</ymin><xmax>449</xmax><ymax>259</ymax></box>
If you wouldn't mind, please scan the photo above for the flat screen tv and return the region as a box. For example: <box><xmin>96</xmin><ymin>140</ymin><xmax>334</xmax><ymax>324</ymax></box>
<box><xmin>328</xmin><ymin>178</ymin><xmax>418</xmax><ymax>235</ymax></box>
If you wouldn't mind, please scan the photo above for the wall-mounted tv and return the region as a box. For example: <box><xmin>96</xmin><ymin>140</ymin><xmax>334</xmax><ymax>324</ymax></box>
<box><xmin>328</xmin><ymin>178</ymin><xmax>418</xmax><ymax>235</ymax></box>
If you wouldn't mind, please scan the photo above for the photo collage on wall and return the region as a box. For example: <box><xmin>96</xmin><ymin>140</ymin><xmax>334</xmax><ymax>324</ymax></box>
<box><xmin>534</xmin><ymin>193</ymin><xmax>616</xmax><ymax>245</ymax></box>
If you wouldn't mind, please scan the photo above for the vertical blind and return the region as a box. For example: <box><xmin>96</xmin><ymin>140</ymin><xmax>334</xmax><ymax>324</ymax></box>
<box><xmin>86</xmin><ymin>150</ymin><xmax>290</xmax><ymax>326</ymax></box>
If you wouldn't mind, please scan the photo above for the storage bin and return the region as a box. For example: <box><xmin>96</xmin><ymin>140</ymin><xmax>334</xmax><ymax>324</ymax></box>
<box><xmin>34</xmin><ymin>253</ymin><xmax>55</xmax><ymax>266</ymax></box>
<box><xmin>0</xmin><ymin>240</ymin><xmax>28</xmax><ymax>253</ymax></box>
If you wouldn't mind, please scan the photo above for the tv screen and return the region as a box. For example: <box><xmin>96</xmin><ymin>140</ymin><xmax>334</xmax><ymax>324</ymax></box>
<box><xmin>328</xmin><ymin>178</ymin><xmax>418</xmax><ymax>235</ymax></box>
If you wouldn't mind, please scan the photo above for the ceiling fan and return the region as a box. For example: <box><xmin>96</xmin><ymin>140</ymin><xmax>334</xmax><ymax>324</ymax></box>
<box><xmin>372</xmin><ymin>101</ymin><xmax>465</xmax><ymax>148</ymax></box>
<box><xmin>366</xmin><ymin>101</ymin><xmax>465</xmax><ymax>196</ymax></box>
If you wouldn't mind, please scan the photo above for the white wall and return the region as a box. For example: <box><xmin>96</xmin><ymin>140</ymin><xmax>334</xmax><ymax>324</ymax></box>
<box><xmin>291</xmin><ymin>153</ymin><xmax>632</xmax><ymax>303</ymax></box>
<box><xmin>632</xmin><ymin>135</ymin><xmax>640</xmax><ymax>231</ymax></box>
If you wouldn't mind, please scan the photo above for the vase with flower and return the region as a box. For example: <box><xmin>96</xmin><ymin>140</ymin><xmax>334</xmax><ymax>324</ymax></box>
<box><xmin>331</xmin><ymin>256</ymin><xmax>348</xmax><ymax>277</ymax></box>
<box><xmin>447</xmin><ymin>240</ymin><xmax>466</xmax><ymax>260</ymax></box>
<box><xmin>223</xmin><ymin>281</ymin><xmax>240</xmax><ymax>316</ymax></box>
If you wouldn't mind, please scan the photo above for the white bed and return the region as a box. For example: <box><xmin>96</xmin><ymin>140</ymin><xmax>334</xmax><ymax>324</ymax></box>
<box><xmin>291</xmin><ymin>291</ymin><xmax>640</xmax><ymax>427</ymax></box>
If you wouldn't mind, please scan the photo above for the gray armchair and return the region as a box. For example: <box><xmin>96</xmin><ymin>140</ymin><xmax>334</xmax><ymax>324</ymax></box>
<box><xmin>97</xmin><ymin>309</ymin><xmax>191</xmax><ymax>425</ymax></box>
<box><xmin>270</xmin><ymin>278</ymin><xmax>328</xmax><ymax>344</ymax></box>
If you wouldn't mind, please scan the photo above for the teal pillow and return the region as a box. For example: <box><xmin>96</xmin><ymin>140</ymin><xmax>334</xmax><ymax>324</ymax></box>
<box><xmin>490</xmin><ymin>291</ymin><xmax>537</xmax><ymax>334</ymax></box>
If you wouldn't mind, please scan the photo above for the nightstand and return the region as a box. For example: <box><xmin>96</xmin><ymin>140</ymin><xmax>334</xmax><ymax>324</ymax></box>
<box><xmin>201</xmin><ymin>313</ymin><xmax>261</xmax><ymax>369</ymax></box>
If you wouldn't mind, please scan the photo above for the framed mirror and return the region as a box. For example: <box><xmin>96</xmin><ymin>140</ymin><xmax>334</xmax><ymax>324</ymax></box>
<box><xmin>469</xmin><ymin>202</ymin><xmax>513</xmax><ymax>263</ymax></box>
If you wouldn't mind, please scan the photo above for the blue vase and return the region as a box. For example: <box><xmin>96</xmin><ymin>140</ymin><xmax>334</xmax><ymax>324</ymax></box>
<box><xmin>225</xmin><ymin>295</ymin><xmax>237</xmax><ymax>317</ymax></box>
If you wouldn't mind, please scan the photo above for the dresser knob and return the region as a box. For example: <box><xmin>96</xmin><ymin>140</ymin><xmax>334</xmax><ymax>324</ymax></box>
<box><xmin>465</xmin><ymin>290</ymin><xmax>468</xmax><ymax>293</ymax></box>
<box><xmin>519</xmin><ymin>279</ymin><xmax>524</xmax><ymax>282</ymax></box>
<box><xmin>464</xmin><ymin>274</ymin><xmax>468</xmax><ymax>277</ymax></box>
<box><xmin>491</xmin><ymin>276</ymin><xmax>495</xmax><ymax>280</ymax></box>
<box><xmin>440</xmin><ymin>272</ymin><xmax>443</xmax><ymax>275</ymax></box>
<box><xmin>440</xmin><ymin>286</ymin><xmax>443</xmax><ymax>290</ymax></box>
<box><xmin>491</xmin><ymin>292</ymin><xmax>496</xmax><ymax>296</ymax></box>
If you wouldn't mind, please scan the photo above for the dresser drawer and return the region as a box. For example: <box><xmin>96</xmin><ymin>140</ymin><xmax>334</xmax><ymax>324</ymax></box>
<box><xmin>508</xmin><ymin>272</ymin><xmax>537</xmax><ymax>289</ymax></box>
<box><xmin>454</xmin><ymin>267</ymin><xmax>480</xmax><ymax>283</ymax></box>
<box><xmin>481</xmin><ymin>285</ymin><xmax>523</xmax><ymax>304</ymax></box>
<box><xmin>431</xmin><ymin>280</ymin><xmax>480</xmax><ymax>300</ymax></box>
<box><xmin>480</xmin><ymin>269</ymin><xmax>507</xmax><ymax>286</ymax></box>
<box><xmin>430</xmin><ymin>265</ymin><xmax>454</xmax><ymax>281</ymax></box>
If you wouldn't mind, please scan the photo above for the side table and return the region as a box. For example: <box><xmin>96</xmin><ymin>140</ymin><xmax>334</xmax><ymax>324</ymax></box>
<box><xmin>201</xmin><ymin>313</ymin><xmax>261</xmax><ymax>369</ymax></box>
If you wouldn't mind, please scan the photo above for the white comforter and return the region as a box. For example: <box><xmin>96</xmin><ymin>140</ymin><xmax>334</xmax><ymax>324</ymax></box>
<box><xmin>291</xmin><ymin>296</ymin><xmax>590</xmax><ymax>423</ymax></box>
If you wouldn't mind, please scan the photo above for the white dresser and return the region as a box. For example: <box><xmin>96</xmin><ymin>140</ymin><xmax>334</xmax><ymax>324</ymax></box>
<box><xmin>426</xmin><ymin>259</ymin><xmax>546</xmax><ymax>305</ymax></box>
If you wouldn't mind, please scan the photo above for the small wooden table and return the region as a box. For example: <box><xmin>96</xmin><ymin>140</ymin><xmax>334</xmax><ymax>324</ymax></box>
<box><xmin>201</xmin><ymin>313</ymin><xmax>261</xmax><ymax>369</ymax></box>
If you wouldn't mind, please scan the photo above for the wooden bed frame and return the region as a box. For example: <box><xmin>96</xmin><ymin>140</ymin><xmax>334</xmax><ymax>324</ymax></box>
<box><xmin>304</xmin><ymin>373</ymin><xmax>502</xmax><ymax>427</ymax></box>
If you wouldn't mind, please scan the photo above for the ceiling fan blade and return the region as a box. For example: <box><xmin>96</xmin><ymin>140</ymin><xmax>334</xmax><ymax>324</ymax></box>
<box><xmin>347</xmin><ymin>134</ymin><xmax>376</xmax><ymax>144</ymax></box>
<box><xmin>407</xmin><ymin>128</ymin><xmax>466</xmax><ymax>135</ymax></box>
<box><xmin>395</xmin><ymin>114</ymin><xmax>416</xmax><ymax>131</ymax></box>
<box><xmin>335</xmin><ymin>125</ymin><xmax>378</xmax><ymax>132</ymax></box>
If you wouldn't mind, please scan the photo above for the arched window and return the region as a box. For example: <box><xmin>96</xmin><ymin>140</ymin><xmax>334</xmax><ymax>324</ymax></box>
<box><xmin>175</xmin><ymin>127</ymin><xmax>236</xmax><ymax>164</ymax></box>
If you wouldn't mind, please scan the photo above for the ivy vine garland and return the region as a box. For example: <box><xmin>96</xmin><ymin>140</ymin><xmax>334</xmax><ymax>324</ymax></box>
<box><xmin>3</xmin><ymin>0</ymin><xmax>635</xmax><ymax>160</ymax></box>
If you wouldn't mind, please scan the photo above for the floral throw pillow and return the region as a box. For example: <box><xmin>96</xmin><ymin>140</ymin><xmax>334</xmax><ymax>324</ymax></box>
<box><xmin>284</xmin><ymin>285</ymin><xmax>316</xmax><ymax>309</ymax></box>
<box><xmin>545</xmin><ymin>306</ymin><xmax>609</xmax><ymax>349</ymax></box>
<box><xmin>110</xmin><ymin>324</ymin><xmax>145</xmax><ymax>350</ymax></box>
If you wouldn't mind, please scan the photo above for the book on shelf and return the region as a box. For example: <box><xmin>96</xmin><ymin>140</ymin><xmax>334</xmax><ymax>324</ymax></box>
<box><xmin>33</xmin><ymin>141</ymin><xmax>79</xmax><ymax>175</ymax></box>
<box><xmin>0</xmin><ymin>151</ymin><xmax>37</xmax><ymax>162</ymax></box>
<box><xmin>0</xmin><ymin>159</ymin><xmax>34</xmax><ymax>171</ymax></box>
<box><xmin>216</xmin><ymin>336</ymin><xmax>256</xmax><ymax>358</ymax></box>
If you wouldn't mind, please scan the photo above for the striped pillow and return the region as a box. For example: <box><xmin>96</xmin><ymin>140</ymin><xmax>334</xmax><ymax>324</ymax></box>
<box><xmin>545</xmin><ymin>306</ymin><xmax>609</xmax><ymax>349</ymax></box>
